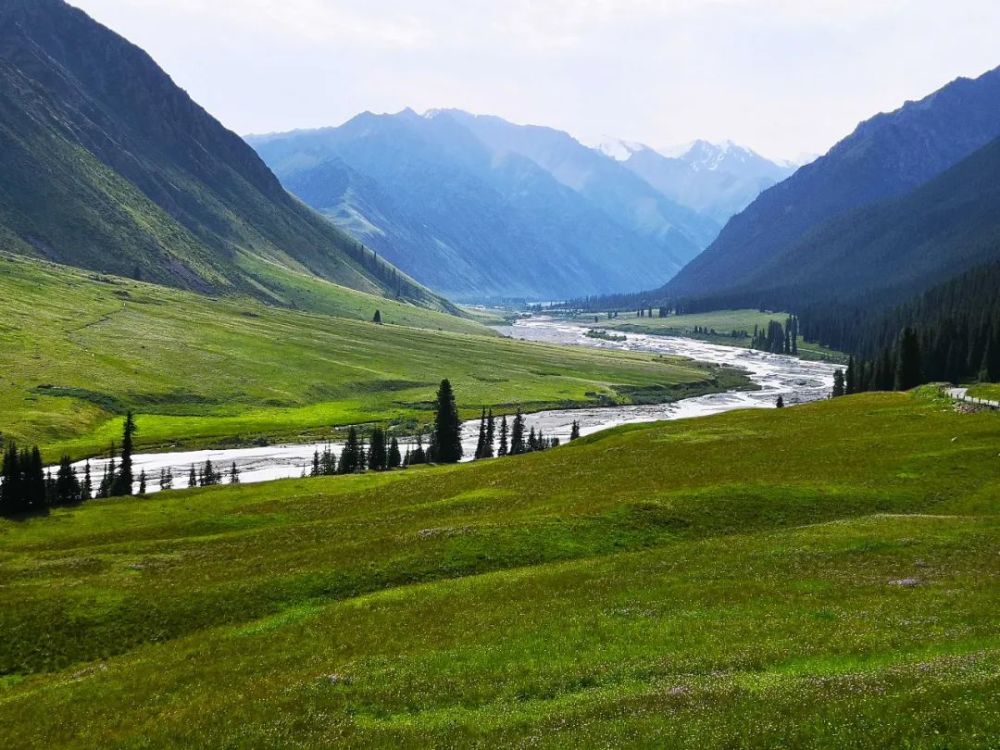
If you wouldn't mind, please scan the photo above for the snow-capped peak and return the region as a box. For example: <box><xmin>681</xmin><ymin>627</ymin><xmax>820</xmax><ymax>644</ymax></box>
<box><xmin>593</xmin><ymin>137</ymin><xmax>647</xmax><ymax>162</ymax></box>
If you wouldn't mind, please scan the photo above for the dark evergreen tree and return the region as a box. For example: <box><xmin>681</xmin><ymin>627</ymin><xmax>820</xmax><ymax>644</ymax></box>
<box><xmin>110</xmin><ymin>412</ymin><xmax>137</xmax><ymax>497</ymax></box>
<box><xmin>229</xmin><ymin>463</ymin><xmax>240</xmax><ymax>484</ymax></box>
<box><xmin>368</xmin><ymin>427</ymin><xmax>388</xmax><ymax>471</ymax></box>
<box><xmin>373</xmin><ymin>309</ymin><xmax>383</xmax><ymax>324</ymax></box>
<box><xmin>475</xmin><ymin>409</ymin><xmax>487</xmax><ymax>459</ymax></box>
<box><xmin>339</xmin><ymin>428</ymin><xmax>362</xmax><ymax>474</ymax></box>
<box><xmin>311</xmin><ymin>450</ymin><xmax>321</xmax><ymax>477</ymax></box>
<box><xmin>776</xmin><ymin>396</ymin><xmax>785</xmax><ymax>408</ymax></box>
<box><xmin>845</xmin><ymin>357</ymin><xmax>857</xmax><ymax>395</ymax></box>
<box><xmin>82</xmin><ymin>460</ymin><xmax>93</xmax><ymax>500</ymax></box>
<box><xmin>484</xmin><ymin>410</ymin><xmax>496</xmax><ymax>458</ymax></box>
<box><xmin>895</xmin><ymin>328</ymin><xmax>923</xmax><ymax>390</ymax></box>
<box><xmin>55</xmin><ymin>456</ymin><xmax>81</xmax><ymax>505</ymax></box>
<box><xmin>410</xmin><ymin>434</ymin><xmax>427</xmax><ymax>466</ymax></box>
<box><xmin>832</xmin><ymin>369</ymin><xmax>846</xmax><ymax>398</ymax></box>
<box><xmin>188</xmin><ymin>466</ymin><xmax>198</xmax><ymax>488</ymax></box>
<box><xmin>498</xmin><ymin>416</ymin><xmax>509</xmax><ymax>457</ymax></box>
<box><xmin>569</xmin><ymin>420</ymin><xmax>581</xmax><ymax>441</ymax></box>
<box><xmin>138</xmin><ymin>471</ymin><xmax>147</xmax><ymax>495</ymax></box>
<box><xmin>510</xmin><ymin>410</ymin><xmax>526</xmax><ymax>455</ymax></box>
<box><xmin>388</xmin><ymin>438</ymin><xmax>402</xmax><ymax>469</ymax></box>
<box><xmin>432</xmin><ymin>379</ymin><xmax>463</xmax><ymax>464</ymax></box>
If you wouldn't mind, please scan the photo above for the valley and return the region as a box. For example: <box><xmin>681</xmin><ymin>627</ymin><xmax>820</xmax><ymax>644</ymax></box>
<box><xmin>1</xmin><ymin>0</ymin><xmax>998</xmax><ymax>747</ymax></box>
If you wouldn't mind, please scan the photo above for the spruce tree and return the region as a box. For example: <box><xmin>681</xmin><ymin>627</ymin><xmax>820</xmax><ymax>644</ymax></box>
<box><xmin>312</xmin><ymin>450</ymin><xmax>321</xmax><ymax>477</ymax></box>
<box><xmin>388</xmin><ymin>438</ymin><xmax>402</xmax><ymax>469</ymax></box>
<box><xmin>475</xmin><ymin>409</ymin><xmax>487</xmax><ymax>459</ymax></box>
<box><xmin>776</xmin><ymin>396</ymin><xmax>785</xmax><ymax>408</ymax></box>
<box><xmin>138</xmin><ymin>471</ymin><xmax>147</xmax><ymax>495</ymax></box>
<box><xmin>111</xmin><ymin>412</ymin><xmax>137</xmax><ymax>497</ymax></box>
<box><xmin>845</xmin><ymin>357</ymin><xmax>857</xmax><ymax>395</ymax></box>
<box><xmin>484</xmin><ymin>410</ymin><xmax>496</xmax><ymax>458</ymax></box>
<box><xmin>569</xmin><ymin>420</ymin><xmax>581</xmax><ymax>441</ymax></box>
<box><xmin>373</xmin><ymin>309</ymin><xmax>383</xmax><ymax>325</ymax></box>
<box><xmin>82</xmin><ymin>460</ymin><xmax>93</xmax><ymax>501</ymax></box>
<box><xmin>832</xmin><ymin>369</ymin><xmax>845</xmax><ymax>398</ymax></box>
<box><xmin>498</xmin><ymin>416</ymin><xmax>509</xmax><ymax>457</ymax></box>
<box><xmin>895</xmin><ymin>328</ymin><xmax>923</xmax><ymax>391</ymax></box>
<box><xmin>510</xmin><ymin>410</ymin><xmax>526</xmax><ymax>455</ymax></box>
<box><xmin>188</xmin><ymin>466</ymin><xmax>198</xmax><ymax>488</ymax></box>
<box><xmin>432</xmin><ymin>379</ymin><xmax>463</xmax><ymax>463</ymax></box>
<box><xmin>229</xmin><ymin>463</ymin><xmax>240</xmax><ymax>484</ymax></box>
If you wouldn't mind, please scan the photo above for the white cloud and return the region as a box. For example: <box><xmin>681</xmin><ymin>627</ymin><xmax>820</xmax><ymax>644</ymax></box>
<box><xmin>70</xmin><ymin>0</ymin><xmax>1000</xmax><ymax>160</ymax></box>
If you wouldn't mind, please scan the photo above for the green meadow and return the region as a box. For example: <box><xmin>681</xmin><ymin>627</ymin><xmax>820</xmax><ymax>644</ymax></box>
<box><xmin>0</xmin><ymin>390</ymin><xmax>997</xmax><ymax>748</ymax></box>
<box><xmin>571</xmin><ymin>308</ymin><xmax>845</xmax><ymax>362</ymax></box>
<box><xmin>0</xmin><ymin>255</ymin><xmax>745</xmax><ymax>458</ymax></box>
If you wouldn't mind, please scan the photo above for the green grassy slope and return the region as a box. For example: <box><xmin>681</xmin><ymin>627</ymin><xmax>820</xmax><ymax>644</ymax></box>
<box><xmin>0</xmin><ymin>256</ymin><xmax>740</xmax><ymax>458</ymax></box>
<box><xmin>0</xmin><ymin>392</ymin><xmax>997</xmax><ymax>747</ymax></box>
<box><xmin>0</xmin><ymin>0</ymin><xmax>449</xmax><ymax>314</ymax></box>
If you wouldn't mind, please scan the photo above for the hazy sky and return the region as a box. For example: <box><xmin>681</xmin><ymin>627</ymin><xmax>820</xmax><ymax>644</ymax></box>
<box><xmin>71</xmin><ymin>0</ymin><xmax>1000</xmax><ymax>162</ymax></box>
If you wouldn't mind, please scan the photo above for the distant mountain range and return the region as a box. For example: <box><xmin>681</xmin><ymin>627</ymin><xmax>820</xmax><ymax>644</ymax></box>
<box><xmin>250</xmin><ymin>113</ymin><xmax>786</xmax><ymax>300</ymax></box>
<box><xmin>0</xmin><ymin>0</ymin><xmax>447</xmax><ymax>313</ymax></box>
<box><xmin>663</xmin><ymin>65</ymin><xmax>1000</xmax><ymax>309</ymax></box>
<box><xmin>597</xmin><ymin>139</ymin><xmax>796</xmax><ymax>224</ymax></box>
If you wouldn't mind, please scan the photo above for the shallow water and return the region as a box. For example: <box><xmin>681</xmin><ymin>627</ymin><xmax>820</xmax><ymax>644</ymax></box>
<box><xmin>70</xmin><ymin>318</ymin><xmax>837</xmax><ymax>494</ymax></box>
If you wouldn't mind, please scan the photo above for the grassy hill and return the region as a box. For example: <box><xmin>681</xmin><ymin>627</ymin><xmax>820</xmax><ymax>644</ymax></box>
<box><xmin>0</xmin><ymin>255</ymin><xmax>742</xmax><ymax>458</ymax></box>
<box><xmin>0</xmin><ymin>391</ymin><xmax>997</xmax><ymax>747</ymax></box>
<box><xmin>0</xmin><ymin>0</ymin><xmax>449</xmax><ymax>314</ymax></box>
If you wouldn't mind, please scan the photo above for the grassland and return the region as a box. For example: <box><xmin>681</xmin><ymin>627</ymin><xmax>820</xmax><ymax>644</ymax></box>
<box><xmin>0</xmin><ymin>390</ymin><xmax>997</xmax><ymax>748</ymax></box>
<box><xmin>968</xmin><ymin>383</ymin><xmax>1000</xmax><ymax>401</ymax></box>
<box><xmin>567</xmin><ymin>309</ymin><xmax>846</xmax><ymax>362</ymax></box>
<box><xmin>0</xmin><ymin>255</ymin><xmax>745</xmax><ymax>459</ymax></box>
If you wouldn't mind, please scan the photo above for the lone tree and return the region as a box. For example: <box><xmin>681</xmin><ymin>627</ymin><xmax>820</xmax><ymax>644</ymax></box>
<box><xmin>569</xmin><ymin>420</ymin><xmax>581</xmax><ymax>441</ymax></box>
<box><xmin>432</xmin><ymin>379</ymin><xmax>463</xmax><ymax>463</ymax></box>
<box><xmin>373</xmin><ymin>309</ymin><xmax>383</xmax><ymax>325</ymax></box>
<box><xmin>776</xmin><ymin>396</ymin><xmax>785</xmax><ymax>408</ymax></box>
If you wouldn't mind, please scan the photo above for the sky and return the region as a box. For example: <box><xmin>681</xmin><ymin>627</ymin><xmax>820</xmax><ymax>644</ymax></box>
<box><xmin>70</xmin><ymin>0</ymin><xmax>1000</xmax><ymax>163</ymax></box>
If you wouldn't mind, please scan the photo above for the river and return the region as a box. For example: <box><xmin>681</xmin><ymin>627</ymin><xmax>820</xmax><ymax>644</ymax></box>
<box><xmin>69</xmin><ymin>318</ymin><xmax>838</xmax><ymax>494</ymax></box>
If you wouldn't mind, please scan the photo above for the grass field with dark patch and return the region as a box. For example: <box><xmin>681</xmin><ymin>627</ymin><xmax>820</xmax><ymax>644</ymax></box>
<box><xmin>1</xmin><ymin>390</ymin><xmax>997</xmax><ymax>748</ymax></box>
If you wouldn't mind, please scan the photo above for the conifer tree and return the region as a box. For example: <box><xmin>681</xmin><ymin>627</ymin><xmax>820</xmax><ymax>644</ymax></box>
<box><xmin>776</xmin><ymin>396</ymin><xmax>785</xmax><ymax>408</ymax></box>
<box><xmin>498</xmin><ymin>416</ymin><xmax>509</xmax><ymax>457</ymax></box>
<box><xmin>528</xmin><ymin>426</ymin><xmax>538</xmax><ymax>452</ymax></box>
<box><xmin>832</xmin><ymin>369</ymin><xmax>846</xmax><ymax>398</ymax></box>
<box><xmin>312</xmin><ymin>450</ymin><xmax>321</xmax><ymax>477</ymax></box>
<box><xmin>412</xmin><ymin>434</ymin><xmax>427</xmax><ymax>465</ymax></box>
<box><xmin>475</xmin><ymin>409</ymin><xmax>487</xmax><ymax>459</ymax></box>
<box><xmin>895</xmin><ymin>328</ymin><xmax>923</xmax><ymax>391</ymax></box>
<box><xmin>373</xmin><ymin>309</ymin><xmax>382</xmax><ymax>325</ymax></box>
<box><xmin>388</xmin><ymin>438</ymin><xmax>402</xmax><ymax>469</ymax></box>
<box><xmin>569</xmin><ymin>420</ymin><xmax>581</xmax><ymax>441</ymax></box>
<box><xmin>188</xmin><ymin>466</ymin><xmax>198</xmax><ymax>488</ymax></box>
<box><xmin>845</xmin><ymin>357</ymin><xmax>857</xmax><ymax>395</ymax></box>
<box><xmin>111</xmin><ymin>412</ymin><xmax>137</xmax><ymax>497</ymax></box>
<box><xmin>484</xmin><ymin>410</ymin><xmax>496</xmax><ymax>458</ymax></box>
<box><xmin>138</xmin><ymin>471</ymin><xmax>147</xmax><ymax>495</ymax></box>
<box><xmin>510</xmin><ymin>410</ymin><xmax>526</xmax><ymax>455</ymax></box>
<box><xmin>431</xmin><ymin>379</ymin><xmax>463</xmax><ymax>464</ymax></box>
<box><xmin>229</xmin><ymin>463</ymin><xmax>240</xmax><ymax>484</ymax></box>
<box><xmin>82</xmin><ymin>460</ymin><xmax>93</xmax><ymax>501</ymax></box>
<box><xmin>368</xmin><ymin>428</ymin><xmax>388</xmax><ymax>471</ymax></box>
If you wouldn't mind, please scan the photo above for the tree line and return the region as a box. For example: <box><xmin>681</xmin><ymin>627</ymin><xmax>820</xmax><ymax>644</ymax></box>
<box><xmin>3</xmin><ymin>380</ymin><xmax>582</xmax><ymax>516</ymax></box>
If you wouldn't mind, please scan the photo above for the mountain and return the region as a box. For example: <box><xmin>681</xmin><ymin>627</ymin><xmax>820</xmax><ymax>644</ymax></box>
<box><xmin>665</xmin><ymin>66</ymin><xmax>1000</xmax><ymax>301</ymax></box>
<box><xmin>250</xmin><ymin>110</ymin><xmax>721</xmax><ymax>301</ymax></box>
<box><xmin>725</xmin><ymin>133</ymin><xmax>1000</xmax><ymax>313</ymax></box>
<box><xmin>0</xmin><ymin>0</ymin><xmax>448</xmax><ymax>313</ymax></box>
<box><xmin>600</xmin><ymin>140</ymin><xmax>795</xmax><ymax>224</ymax></box>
